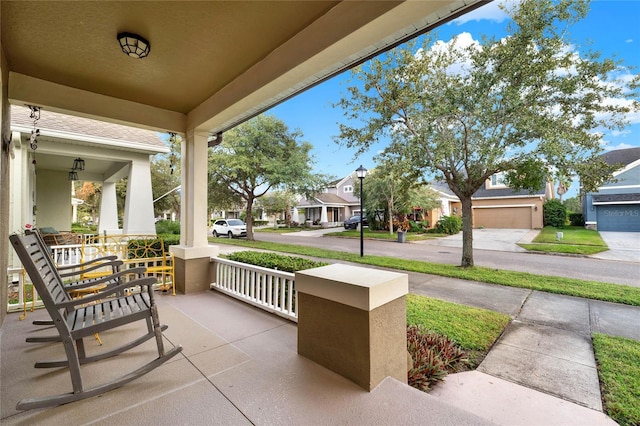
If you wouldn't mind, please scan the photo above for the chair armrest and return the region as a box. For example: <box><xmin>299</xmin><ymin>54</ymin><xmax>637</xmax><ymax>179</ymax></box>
<box><xmin>58</xmin><ymin>260</ymin><xmax>123</xmax><ymax>278</ymax></box>
<box><xmin>57</xmin><ymin>276</ymin><xmax>158</xmax><ymax>309</ymax></box>
<box><xmin>63</xmin><ymin>267</ymin><xmax>147</xmax><ymax>291</ymax></box>
<box><xmin>56</xmin><ymin>255</ymin><xmax>119</xmax><ymax>271</ymax></box>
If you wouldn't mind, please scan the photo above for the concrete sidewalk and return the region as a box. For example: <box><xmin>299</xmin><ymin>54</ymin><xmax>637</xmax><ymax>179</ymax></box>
<box><xmin>409</xmin><ymin>272</ymin><xmax>639</xmax><ymax>425</ymax></box>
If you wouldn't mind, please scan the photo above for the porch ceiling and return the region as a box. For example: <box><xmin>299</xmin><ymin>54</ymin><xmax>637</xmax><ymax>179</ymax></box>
<box><xmin>1</xmin><ymin>0</ymin><xmax>486</xmax><ymax>135</ymax></box>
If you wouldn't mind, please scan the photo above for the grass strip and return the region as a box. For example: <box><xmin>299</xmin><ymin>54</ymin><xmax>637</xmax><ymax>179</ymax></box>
<box><xmin>407</xmin><ymin>294</ymin><xmax>509</xmax><ymax>354</ymax></box>
<box><xmin>533</xmin><ymin>226</ymin><xmax>607</xmax><ymax>246</ymax></box>
<box><xmin>211</xmin><ymin>238</ymin><xmax>640</xmax><ymax>306</ymax></box>
<box><xmin>592</xmin><ymin>334</ymin><xmax>640</xmax><ymax>426</ymax></box>
<box><xmin>518</xmin><ymin>243</ymin><xmax>608</xmax><ymax>255</ymax></box>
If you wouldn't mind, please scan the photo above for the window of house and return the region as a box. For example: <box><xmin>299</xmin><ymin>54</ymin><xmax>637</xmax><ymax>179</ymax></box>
<box><xmin>343</xmin><ymin>185</ymin><xmax>353</xmax><ymax>193</ymax></box>
<box><xmin>488</xmin><ymin>172</ymin><xmax>507</xmax><ymax>188</ymax></box>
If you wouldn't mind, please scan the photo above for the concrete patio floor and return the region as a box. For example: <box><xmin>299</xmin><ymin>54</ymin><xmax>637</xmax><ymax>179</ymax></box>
<box><xmin>2</xmin><ymin>290</ymin><xmax>495</xmax><ymax>426</ymax></box>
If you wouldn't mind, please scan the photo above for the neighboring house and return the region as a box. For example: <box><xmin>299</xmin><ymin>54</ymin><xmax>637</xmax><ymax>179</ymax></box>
<box><xmin>430</xmin><ymin>174</ymin><xmax>553</xmax><ymax>229</ymax></box>
<box><xmin>10</xmin><ymin>105</ymin><xmax>168</xmax><ymax>239</ymax></box>
<box><xmin>295</xmin><ymin>175</ymin><xmax>361</xmax><ymax>226</ymax></box>
<box><xmin>583</xmin><ymin>147</ymin><xmax>640</xmax><ymax>232</ymax></box>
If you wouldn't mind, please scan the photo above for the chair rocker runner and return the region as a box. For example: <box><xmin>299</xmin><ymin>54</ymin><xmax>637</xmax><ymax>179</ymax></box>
<box><xmin>9</xmin><ymin>233</ymin><xmax>183</xmax><ymax>411</ymax></box>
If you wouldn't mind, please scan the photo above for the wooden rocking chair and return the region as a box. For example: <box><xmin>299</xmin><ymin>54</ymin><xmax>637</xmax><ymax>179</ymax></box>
<box><xmin>25</xmin><ymin>229</ymin><xmax>146</xmax><ymax>344</ymax></box>
<box><xmin>9</xmin><ymin>232</ymin><xmax>183</xmax><ymax>411</ymax></box>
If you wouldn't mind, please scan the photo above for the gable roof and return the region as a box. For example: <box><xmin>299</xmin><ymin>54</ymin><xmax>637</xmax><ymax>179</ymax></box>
<box><xmin>11</xmin><ymin>105</ymin><xmax>167</xmax><ymax>151</ymax></box>
<box><xmin>430</xmin><ymin>180</ymin><xmax>546</xmax><ymax>199</ymax></box>
<box><xmin>472</xmin><ymin>182</ymin><xmax>546</xmax><ymax>198</ymax></box>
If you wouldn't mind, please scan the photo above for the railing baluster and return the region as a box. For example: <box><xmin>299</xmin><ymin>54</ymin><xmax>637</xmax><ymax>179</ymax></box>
<box><xmin>209</xmin><ymin>257</ymin><xmax>297</xmax><ymax>322</ymax></box>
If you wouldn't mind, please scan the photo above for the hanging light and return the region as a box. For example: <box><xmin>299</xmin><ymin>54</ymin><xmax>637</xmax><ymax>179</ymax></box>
<box><xmin>72</xmin><ymin>158</ymin><xmax>85</xmax><ymax>171</ymax></box>
<box><xmin>68</xmin><ymin>170</ymin><xmax>79</xmax><ymax>181</ymax></box>
<box><xmin>27</xmin><ymin>105</ymin><xmax>41</xmax><ymax>164</ymax></box>
<box><xmin>117</xmin><ymin>32</ymin><xmax>150</xmax><ymax>59</ymax></box>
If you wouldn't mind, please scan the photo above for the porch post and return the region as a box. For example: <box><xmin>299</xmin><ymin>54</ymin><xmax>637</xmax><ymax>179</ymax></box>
<box><xmin>122</xmin><ymin>158</ymin><xmax>156</xmax><ymax>235</ymax></box>
<box><xmin>320</xmin><ymin>205</ymin><xmax>328</xmax><ymax>226</ymax></box>
<box><xmin>296</xmin><ymin>264</ymin><xmax>408</xmax><ymax>391</ymax></box>
<box><xmin>99</xmin><ymin>181</ymin><xmax>119</xmax><ymax>234</ymax></box>
<box><xmin>170</xmin><ymin>130</ymin><xmax>218</xmax><ymax>293</ymax></box>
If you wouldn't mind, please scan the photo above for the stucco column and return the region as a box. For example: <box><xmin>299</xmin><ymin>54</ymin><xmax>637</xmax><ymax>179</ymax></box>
<box><xmin>123</xmin><ymin>157</ymin><xmax>156</xmax><ymax>235</ymax></box>
<box><xmin>296</xmin><ymin>264</ymin><xmax>409</xmax><ymax>391</ymax></box>
<box><xmin>320</xmin><ymin>205</ymin><xmax>328</xmax><ymax>224</ymax></box>
<box><xmin>99</xmin><ymin>181</ymin><xmax>119</xmax><ymax>234</ymax></box>
<box><xmin>1</xmin><ymin>54</ymin><xmax>10</xmax><ymax>326</ymax></box>
<box><xmin>170</xmin><ymin>130</ymin><xmax>218</xmax><ymax>293</ymax></box>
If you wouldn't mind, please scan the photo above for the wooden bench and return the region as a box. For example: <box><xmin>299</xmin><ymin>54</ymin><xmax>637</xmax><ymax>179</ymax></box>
<box><xmin>9</xmin><ymin>232</ymin><xmax>182</xmax><ymax>410</ymax></box>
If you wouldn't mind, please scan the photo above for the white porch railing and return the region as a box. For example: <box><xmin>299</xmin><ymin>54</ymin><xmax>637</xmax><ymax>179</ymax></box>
<box><xmin>6</xmin><ymin>266</ymin><xmax>43</xmax><ymax>316</ymax></box>
<box><xmin>211</xmin><ymin>257</ymin><xmax>297</xmax><ymax>322</ymax></box>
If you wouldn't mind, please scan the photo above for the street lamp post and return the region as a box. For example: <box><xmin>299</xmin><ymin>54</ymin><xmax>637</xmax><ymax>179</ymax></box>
<box><xmin>356</xmin><ymin>165</ymin><xmax>367</xmax><ymax>257</ymax></box>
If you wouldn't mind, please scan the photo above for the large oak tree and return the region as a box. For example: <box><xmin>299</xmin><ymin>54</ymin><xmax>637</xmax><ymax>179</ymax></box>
<box><xmin>208</xmin><ymin>114</ymin><xmax>327</xmax><ymax>240</ymax></box>
<box><xmin>336</xmin><ymin>0</ymin><xmax>639</xmax><ymax>266</ymax></box>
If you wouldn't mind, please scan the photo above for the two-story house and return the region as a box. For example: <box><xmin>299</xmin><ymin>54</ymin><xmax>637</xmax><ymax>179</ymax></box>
<box><xmin>583</xmin><ymin>147</ymin><xmax>640</xmax><ymax>232</ymax></box>
<box><xmin>295</xmin><ymin>175</ymin><xmax>361</xmax><ymax>227</ymax></box>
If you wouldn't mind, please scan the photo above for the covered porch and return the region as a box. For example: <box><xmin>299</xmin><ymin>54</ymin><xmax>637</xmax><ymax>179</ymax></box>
<box><xmin>0</xmin><ymin>290</ymin><xmax>487</xmax><ymax>425</ymax></box>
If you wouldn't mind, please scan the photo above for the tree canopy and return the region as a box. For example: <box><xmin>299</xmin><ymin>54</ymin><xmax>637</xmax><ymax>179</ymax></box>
<box><xmin>359</xmin><ymin>160</ymin><xmax>440</xmax><ymax>234</ymax></box>
<box><xmin>208</xmin><ymin>114</ymin><xmax>328</xmax><ymax>240</ymax></box>
<box><xmin>336</xmin><ymin>0</ymin><xmax>639</xmax><ymax>266</ymax></box>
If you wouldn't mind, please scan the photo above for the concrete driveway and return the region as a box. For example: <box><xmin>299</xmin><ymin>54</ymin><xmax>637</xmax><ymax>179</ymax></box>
<box><xmin>593</xmin><ymin>231</ymin><xmax>640</xmax><ymax>262</ymax></box>
<box><xmin>416</xmin><ymin>228</ymin><xmax>537</xmax><ymax>252</ymax></box>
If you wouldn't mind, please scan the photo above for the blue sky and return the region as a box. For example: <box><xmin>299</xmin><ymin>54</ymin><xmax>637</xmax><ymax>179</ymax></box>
<box><xmin>267</xmin><ymin>0</ymin><xmax>640</xmax><ymax>199</ymax></box>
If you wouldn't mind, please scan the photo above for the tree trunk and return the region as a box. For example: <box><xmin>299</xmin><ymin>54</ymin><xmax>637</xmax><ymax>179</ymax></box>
<box><xmin>246</xmin><ymin>197</ymin><xmax>254</xmax><ymax>241</ymax></box>
<box><xmin>460</xmin><ymin>195</ymin><xmax>474</xmax><ymax>267</ymax></box>
<box><xmin>388</xmin><ymin>197</ymin><xmax>394</xmax><ymax>235</ymax></box>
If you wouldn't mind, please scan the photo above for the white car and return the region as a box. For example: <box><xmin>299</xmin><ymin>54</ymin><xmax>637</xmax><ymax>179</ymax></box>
<box><xmin>212</xmin><ymin>219</ymin><xmax>247</xmax><ymax>238</ymax></box>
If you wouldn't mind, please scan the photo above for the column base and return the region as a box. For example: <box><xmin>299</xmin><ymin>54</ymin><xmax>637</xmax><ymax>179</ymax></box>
<box><xmin>170</xmin><ymin>245</ymin><xmax>218</xmax><ymax>294</ymax></box>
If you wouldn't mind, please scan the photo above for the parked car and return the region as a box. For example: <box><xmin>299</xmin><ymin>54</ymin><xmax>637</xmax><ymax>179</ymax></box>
<box><xmin>343</xmin><ymin>215</ymin><xmax>368</xmax><ymax>229</ymax></box>
<box><xmin>212</xmin><ymin>219</ymin><xmax>247</xmax><ymax>238</ymax></box>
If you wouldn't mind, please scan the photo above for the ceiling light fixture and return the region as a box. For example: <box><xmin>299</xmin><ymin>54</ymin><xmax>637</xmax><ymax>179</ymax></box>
<box><xmin>117</xmin><ymin>32</ymin><xmax>150</xmax><ymax>59</ymax></box>
<box><xmin>68</xmin><ymin>170</ymin><xmax>79</xmax><ymax>181</ymax></box>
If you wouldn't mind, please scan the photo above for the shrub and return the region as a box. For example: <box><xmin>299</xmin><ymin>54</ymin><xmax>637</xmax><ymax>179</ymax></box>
<box><xmin>407</xmin><ymin>325</ymin><xmax>469</xmax><ymax>391</ymax></box>
<box><xmin>543</xmin><ymin>199</ymin><xmax>567</xmax><ymax>227</ymax></box>
<box><xmin>569</xmin><ymin>213</ymin><xmax>585</xmax><ymax>227</ymax></box>
<box><xmin>224</xmin><ymin>251</ymin><xmax>328</xmax><ymax>272</ymax></box>
<box><xmin>253</xmin><ymin>220</ymin><xmax>269</xmax><ymax>226</ymax></box>
<box><xmin>155</xmin><ymin>220</ymin><xmax>180</xmax><ymax>235</ymax></box>
<box><xmin>435</xmin><ymin>215</ymin><xmax>462</xmax><ymax>235</ymax></box>
<box><xmin>408</xmin><ymin>220</ymin><xmax>429</xmax><ymax>233</ymax></box>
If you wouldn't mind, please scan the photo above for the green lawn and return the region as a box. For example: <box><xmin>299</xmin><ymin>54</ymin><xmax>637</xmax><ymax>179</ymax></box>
<box><xmin>254</xmin><ymin>227</ymin><xmax>302</xmax><ymax>234</ymax></box>
<box><xmin>324</xmin><ymin>229</ymin><xmax>444</xmax><ymax>241</ymax></box>
<box><xmin>407</xmin><ymin>294</ymin><xmax>510</xmax><ymax>366</ymax></box>
<box><xmin>211</xmin><ymin>238</ymin><xmax>640</xmax><ymax>306</ymax></box>
<box><xmin>593</xmin><ymin>334</ymin><xmax>640</xmax><ymax>426</ymax></box>
<box><xmin>520</xmin><ymin>226</ymin><xmax>609</xmax><ymax>255</ymax></box>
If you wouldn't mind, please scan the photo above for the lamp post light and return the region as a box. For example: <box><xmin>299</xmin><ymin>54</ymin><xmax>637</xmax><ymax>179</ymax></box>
<box><xmin>356</xmin><ymin>165</ymin><xmax>367</xmax><ymax>257</ymax></box>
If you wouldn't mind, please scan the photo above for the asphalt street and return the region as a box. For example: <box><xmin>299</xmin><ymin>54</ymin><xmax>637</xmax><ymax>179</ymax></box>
<box><xmin>252</xmin><ymin>231</ymin><xmax>640</xmax><ymax>287</ymax></box>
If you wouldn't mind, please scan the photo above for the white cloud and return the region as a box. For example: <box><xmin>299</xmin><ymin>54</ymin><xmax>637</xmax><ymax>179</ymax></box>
<box><xmin>626</xmin><ymin>39</ymin><xmax>633</xmax><ymax>43</ymax></box>
<box><xmin>603</xmin><ymin>142</ymin><xmax>637</xmax><ymax>151</ymax></box>
<box><xmin>452</xmin><ymin>0</ymin><xmax>517</xmax><ymax>24</ymax></box>
<box><xmin>611</xmin><ymin>129</ymin><xmax>631</xmax><ymax>137</ymax></box>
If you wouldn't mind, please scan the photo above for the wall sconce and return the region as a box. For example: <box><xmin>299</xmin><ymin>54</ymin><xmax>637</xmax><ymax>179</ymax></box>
<box><xmin>534</xmin><ymin>205</ymin><xmax>538</xmax><ymax>211</ymax></box>
<box><xmin>117</xmin><ymin>32</ymin><xmax>150</xmax><ymax>59</ymax></box>
<box><xmin>68</xmin><ymin>170</ymin><xmax>79</xmax><ymax>181</ymax></box>
<box><xmin>72</xmin><ymin>157</ymin><xmax>85</xmax><ymax>171</ymax></box>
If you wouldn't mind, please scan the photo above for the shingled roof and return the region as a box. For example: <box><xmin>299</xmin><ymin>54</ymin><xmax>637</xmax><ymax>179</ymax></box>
<box><xmin>601</xmin><ymin>147</ymin><xmax>640</xmax><ymax>166</ymax></box>
<box><xmin>11</xmin><ymin>105</ymin><xmax>166</xmax><ymax>149</ymax></box>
